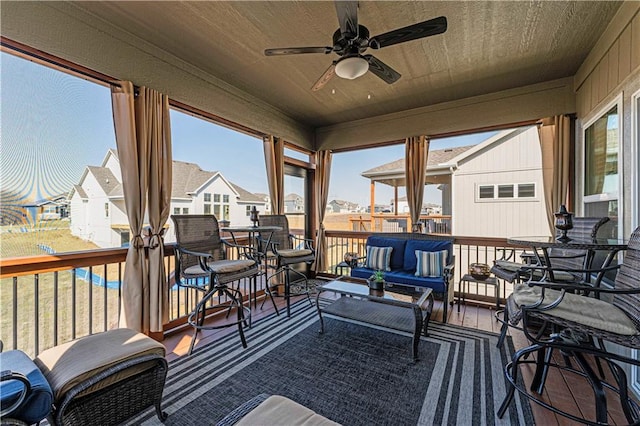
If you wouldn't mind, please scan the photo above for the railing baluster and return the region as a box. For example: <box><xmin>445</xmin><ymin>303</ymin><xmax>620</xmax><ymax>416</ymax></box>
<box><xmin>34</xmin><ymin>274</ymin><xmax>39</xmax><ymax>356</ymax></box>
<box><xmin>88</xmin><ymin>266</ymin><xmax>93</xmax><ymax>334</ymax></box>
<box><xmin>72</xmin><ymin>269</ymin><xmax>77</xmax><ymax>340</ymax></box>
<box><xmin>103</xmin><ymin>264</ymin><xmax>108</xmax><ymax>332</ymax></box>
<box><xmin>118</xmin><ymin>262</ymin><xmax>122</xmax><ymax>322</ymax></box>
<box><xmin>12</xmin><ymin>277</ymin><xmax>18</xmax><ymax>350</ymax></box>
<box><xmin>54</xmin><ymin>271</ymin><xmax>59</xmax><ymax>347</ymax></box>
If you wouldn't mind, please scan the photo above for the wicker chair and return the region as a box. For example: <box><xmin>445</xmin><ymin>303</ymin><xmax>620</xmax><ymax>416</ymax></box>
<box><xmin>495</xmin><ymin>216</ymin><xmax>610</xmax><ymax>348</ymax></box>
<box><xmin>257</xmin><ymin>215</ymin><xmax>316</xmax><ymax>317</ymax></box>
<box><xmin>497</xmin><ymin>226</ymin><xmax>640</xmax><ymax>425</ymax></box>
<box><xmin>1</xmin><ymin>328</ymin><xmax>167</xmax><ymax>426</ymax></box>
<box><xmin>171</xmin><ymin>215</ymin><xmax>259</xmax><ymax>354</ymax></box>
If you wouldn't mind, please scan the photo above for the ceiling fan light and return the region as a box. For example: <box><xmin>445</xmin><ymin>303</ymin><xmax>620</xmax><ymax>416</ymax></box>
<box><xmin>335</xmin><ymin>56</ymin><xmax>369</xmax><ymax>80</ymax></box>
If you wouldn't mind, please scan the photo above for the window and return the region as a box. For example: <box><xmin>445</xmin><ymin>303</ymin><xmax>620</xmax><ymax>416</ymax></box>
<box><xmin>583</xmin><ymin>100</ymin><xmax>620</xmax><ymax>238</ymax></box>
<box><xmin>246</xmin><ymin>206</ymin><xmax>252</xmax><ymax>216</ymax></box>
<box><xmin>478</xmin><ymin>186</ymin><xmax>494</xmax><ymax>199</ymax></box>
<box><xmin>174</xmin><ymin>207</ymin><xmax>180</xmax><ymax>215</ymax></box>
<box><xmin>477</xmin><ymin>183</ymin><xmax>536</xmax><ymax>201</ymax></box>
<box><xmin>1</xmin><ymin>50</ymin><xmax>117</xmax><ymax>255</ymax></box>
<box><xmin>204</xmin><ymin>204</ymin><xmax>211</xmax><ymax>214</ymax></box>
<box><xmin>214</xmin><ymin>194</ymin><xmax>220</xmax><ymax>203</ymax></box>
<box><xmin>517</xmin><ymin>183</ymin><xmax>535</xmax><ymax>198</ymax></box>
<box><xmin>204</xmin><ymin>193</ymin><xmax>211</xmax><ymax>202</ymax></box>
<box><xmin>104</xmin><ymin>203</ymin><xmax>110</xmax><ymax>217</ymax></box>
<box><xmin>223</xmin><ymin>194</ymin><xmax>229</xmax><ymax>203</ymax></box>
<box><xmin>182</xmin><ymin>208</ymin><xmax>189</xmax><ymax>214</ymax></box>
<box><xmin>120</xmin><ymin>231</ymin><xmax>130</xmax><ymax>247</ymax></box>
<box><xmin>497</xmin><ymin>185</ymin><xmax>514</xmax><ymax>198</ymax></box>
<box><xmin>214</xmin><ymin>205</ymin><xmax>220</xmax><ymax>217</ymax></box>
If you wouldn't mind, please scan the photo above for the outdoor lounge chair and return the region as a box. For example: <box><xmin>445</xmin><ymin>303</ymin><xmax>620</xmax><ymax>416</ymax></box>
<box><xmin>497</xmin><ymin>226</ymin><xmax>640</xmax><ymax>425</ymax></box>
<box><xmin>171</xmin><ymin>214</ymin><xmax>259</xmax><ymax>354</ymax></box>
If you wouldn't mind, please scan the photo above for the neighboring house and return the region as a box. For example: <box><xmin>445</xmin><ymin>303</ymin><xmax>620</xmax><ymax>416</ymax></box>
<box><xmin>328</xmin><ymin>199</ymin><xmax>360</xmax><ymax>213</ymax></box>
<box><xmin>19</xmin><ymin>193</ymin><xmax>70</xmax><ymax>223</ymax></box>
<box><xmin>284</xmin><ymin>193</ymin><xmax>304</xmax><ymax>213</ymax></box>
<box><xmin>362</xmin><ymin>126</ymin><xmax>549</xmax><ymax>238</ymax></box>
<box><xmin>69</xmin><ymin>150</ymin><xmax>268</xmax><ymax>248</ymax></box>
<box><xmin>389</xmin><ymin>197</ymin><xmax>441</xmax><ymax>215</ymax></box>
<box><xmin>253</xmin><ymin>193</ymin><xmax>271</xmax><ymax>214</ymax></box>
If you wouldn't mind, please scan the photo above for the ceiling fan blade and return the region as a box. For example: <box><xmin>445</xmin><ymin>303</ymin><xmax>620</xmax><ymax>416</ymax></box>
<box><xmin>264</xmin><ymin>46</ymin><xmax>333</xmax><ymax>56</ymax></box>
<box><xmin>364</xmin><ymin>55</ymin><xmax>401</xmax><ymax>84</ymax></box>
<box><xmin>369</xmin><ymin>16</ymin><xmax>447</xmax><ymax>49</ymax></box>
<box><xmin>335</xmin><ymin>1</ymin><xmax>359</xmax><ymax>38</ymax></box>
<box><xmin>311</xmin><ymin>63</ymin><xmax>336</xmax><ymax>91</ymax></box>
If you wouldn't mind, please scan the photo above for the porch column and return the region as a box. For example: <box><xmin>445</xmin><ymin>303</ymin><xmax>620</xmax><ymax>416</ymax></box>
<box><xmin>370</xmin><ymin>181</ymin><xmax>375</xmax><ymax>231</ymax></box>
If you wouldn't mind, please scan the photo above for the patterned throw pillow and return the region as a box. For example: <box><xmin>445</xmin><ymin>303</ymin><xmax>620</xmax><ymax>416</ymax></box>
<box><xmin>365</xmin><ymin>246</ymin><xmax>393</xmax><ymax>272</ymax></box>
<box><xmin>415</xmin><ymin>249</ymin><xmax>448</xmax><ymax>277</ymax></box>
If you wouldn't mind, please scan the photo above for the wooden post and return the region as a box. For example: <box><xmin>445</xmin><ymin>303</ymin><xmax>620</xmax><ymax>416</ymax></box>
<box><xmin>370</xmin><ymin>181</ymin><xmax>375</xmax><ymax>231</ymax></box>
<box><xmin>394</xmin><ymin>186</ymin><xmax>398</xmax><ymax>215</ymax></box>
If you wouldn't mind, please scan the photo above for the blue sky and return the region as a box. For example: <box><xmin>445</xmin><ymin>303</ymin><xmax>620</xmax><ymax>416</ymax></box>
<box><xmin>1</xmin><ymin>51</ymin><xmax>494</xmax><ymax>208</ymax></box>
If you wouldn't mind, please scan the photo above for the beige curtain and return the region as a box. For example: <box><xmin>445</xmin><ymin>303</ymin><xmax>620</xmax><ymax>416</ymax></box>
<box><xmin>314</xmin><ymin>150</ymin><xmax>332</xmax><ymax>272</ymax></box>
<box><xmin>539</xmin><ymin>115</ymin><xmax>572</xmax><ymax>234</ymax></box>
<box><xmin>263</xmin><ymin>135</ymin><xmax>285</xmax><ymax>214</ymax></box>
<box><xmin>144</xmin><ymin>88</ymin><xmax>172</xmax><ymax>333</ymax></box>
<box><xmin>111</xmin><ymin>82</ymin><xmax>172</xmax><ymax>333</ymax></box>
<box><xmin>405</xmin><ymin>135</ymin><xmax>429</xmax><ymax>232</ymax></box>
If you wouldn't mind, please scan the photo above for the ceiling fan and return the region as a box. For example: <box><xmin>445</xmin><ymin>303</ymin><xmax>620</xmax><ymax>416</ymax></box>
<box><xmin>264</xmin><ymin>1</ymin><xmax>447</xmax><ymax>91</ymax></box>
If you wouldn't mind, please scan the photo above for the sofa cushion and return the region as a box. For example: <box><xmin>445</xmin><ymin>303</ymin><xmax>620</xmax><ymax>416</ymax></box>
<box><xmin>366</xmin><ymin>236</ymin><xmax>407</xmax><ymax>270</ymax></box>
<box><xmin>403</xmin><ymin>239</ymin><xmax>453</xmax><ymax>272</ymax></box>
<box><xmin>0</xmin><ymin>350</ymin><xmax>53</xmax><ymax>424</ymax></box>
<box><xmin>415</xmin><ymin>250</ymin><xmax>448</xmax><ymax>277</ymax></box>
<box><xmin>351</xmin><ymin>268</ymin><xmax>447</xmax><ymax>294</ymax></box>
<box><xmin>365</xmin><ymin>246</ymin><xmax>393</xmax><ymax>271</ymax></box>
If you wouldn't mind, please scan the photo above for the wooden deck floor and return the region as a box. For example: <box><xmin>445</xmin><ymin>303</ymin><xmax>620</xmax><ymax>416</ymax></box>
<box><xmin>162</xmin><ymin>292</ymin><xmax>637</xmax><ymax>425</ymax></box>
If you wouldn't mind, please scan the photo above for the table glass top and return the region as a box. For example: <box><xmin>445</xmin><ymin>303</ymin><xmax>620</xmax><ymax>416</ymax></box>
<box><xmin>221</xmin><ymin>225</ymin><xmax>282</xmax><ymax>232</ymax></box>
<box><xmin>318</xmin><ymin>278</ymin><xmax>432</xmax><ymax>309</ymax></box>
<box><xmin>508</xmin><ymin>235</ymin><xmax>628</xmax><ymax>250</ymax></box>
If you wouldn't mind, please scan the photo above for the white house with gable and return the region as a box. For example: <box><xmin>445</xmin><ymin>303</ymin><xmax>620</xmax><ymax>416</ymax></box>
<box><xmin>69</xmin><ymin>150</ymin><xmax>268</xmax><ymax>248</ymax></box>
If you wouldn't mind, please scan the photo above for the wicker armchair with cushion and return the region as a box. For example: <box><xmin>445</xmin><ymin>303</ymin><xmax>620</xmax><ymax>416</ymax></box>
<box><xmin>497</xmin><ymin>226</ymin><xmax>640</xmax><ymax>425</ymax></box>
<box><xmin>0</xmin><ymin>328</ymin><xmax>167</xmax><ymax>426</ymax></box>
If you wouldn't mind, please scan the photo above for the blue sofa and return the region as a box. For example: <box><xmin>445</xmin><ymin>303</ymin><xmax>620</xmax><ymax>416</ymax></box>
<box><xmin>350</xmin><ymin>233</ymin><xmax>455</xmax><ymax>322</ymax></box>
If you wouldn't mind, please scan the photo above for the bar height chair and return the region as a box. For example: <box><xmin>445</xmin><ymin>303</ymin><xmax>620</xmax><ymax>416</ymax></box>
<box><xmin>171</xmin><ymin>214</ymin><xmax>259</xmax><ymax>354</ymax></box>
<box><xmin>257</xmin><ymin>215</ymin><xmax>316</xmax><ymax>317</ymax></box>
<box><xmin>498</xmin><ymin>226</ymin><xmax>640</xmax><ymax>425</ymax></box>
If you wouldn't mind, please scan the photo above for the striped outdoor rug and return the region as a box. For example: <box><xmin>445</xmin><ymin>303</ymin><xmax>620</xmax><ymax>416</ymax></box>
<box><xmin>130</xmin><ymin>299</ymin><xmax>534</xmax><ymax>425</ymax></box>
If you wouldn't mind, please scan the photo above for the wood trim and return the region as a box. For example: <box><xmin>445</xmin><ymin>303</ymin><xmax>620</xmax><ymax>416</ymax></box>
<box><xmin>1</xmin><ymin>36</ymin><xmax>115</xmax><ymax>85</ymax></box>
<box><xmin>170</xmin><ymin>100</ymin><xmax>265</xmax><ymax>139</ymax></box>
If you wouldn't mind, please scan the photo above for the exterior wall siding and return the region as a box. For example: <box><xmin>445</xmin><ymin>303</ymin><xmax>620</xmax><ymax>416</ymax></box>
<box><xmin>452</xmin><ymin>127</ymin><xmax>549</xmax><ymax>238</ymax></box>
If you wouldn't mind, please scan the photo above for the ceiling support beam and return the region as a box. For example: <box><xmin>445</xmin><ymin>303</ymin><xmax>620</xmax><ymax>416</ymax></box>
<box><xmin>314</xmin><ymin>77</ymin><xmax>575</xmax><ymax>150</ymax></box>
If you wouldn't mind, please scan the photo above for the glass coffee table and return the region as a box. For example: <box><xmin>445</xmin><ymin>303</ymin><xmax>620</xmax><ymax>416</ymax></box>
<box><xmin>316</xmin><ymin>277</ymin><xmax>434</xmax><ymax>362</ymax></box>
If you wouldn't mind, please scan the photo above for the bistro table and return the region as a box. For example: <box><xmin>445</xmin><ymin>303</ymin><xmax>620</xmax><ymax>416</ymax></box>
<box><xmin>221</xmin><ymin>225</ymin><xmax>282</xmax><ymax>308</ymax></box>
<box><xmin>507</xmin><ymin>235</ymin><xmax>629</xmax><ymax>284</ymax></box>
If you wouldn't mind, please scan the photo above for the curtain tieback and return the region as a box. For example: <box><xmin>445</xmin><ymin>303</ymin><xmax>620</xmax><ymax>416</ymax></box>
<box><xmin>132</xmin><ymin>235</ymin><xmax>145</xmax><ymax>249</ymax></box>
<box><xmin>145</xmin><ymin>228</ymin><xmax>165</xmax><ymax>249</ymax></box>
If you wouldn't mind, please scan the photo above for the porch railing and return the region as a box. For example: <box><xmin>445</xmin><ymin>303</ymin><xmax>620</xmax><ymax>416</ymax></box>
<box><xmin>0</xmin><ymin>240</ymin><xmax>258</xmax><ymax>357</ymax></box>
<box><xmin>348</xmin><ymin>214</ymin><xmax>452</xmax><ymax>233</ymax></box>
<box><xmin>1</xmin><ymin>230</ymin><xmax>527</xmax><ymax>357</ymax></box>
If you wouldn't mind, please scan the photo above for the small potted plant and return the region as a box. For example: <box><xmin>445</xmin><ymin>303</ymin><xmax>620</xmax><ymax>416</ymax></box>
<box><xmin>368</xmin><ymin>270</ymin><xmax>385</xmax><ymax>291</ymax></box>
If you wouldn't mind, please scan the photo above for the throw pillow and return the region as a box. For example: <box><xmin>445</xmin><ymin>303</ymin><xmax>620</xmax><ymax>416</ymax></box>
<box><xmin>415</xmin><ymin>249</ymin><xmax>448</xmax><ymax>277</ymax></box>
<box><xmin>365</xmin><ymin>246</ymin><xmax>393</xmax><ymax>272</ymax></box>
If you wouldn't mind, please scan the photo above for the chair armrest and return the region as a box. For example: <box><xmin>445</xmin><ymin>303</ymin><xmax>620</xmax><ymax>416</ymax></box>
<box><xmin>0</xmin><ymin>370</ymin><xmax>31</xmax><ymax>418</ymax></box>
<box><xmin>221</xmin><ymin>239</ymin><xmax>259</xmax><ymax>260</ymax></box>
<box><xmin>291</xmin><ymin>234</ymin><xmax>315</xmax><ymax>252</ymax></box>
<box><xmin>444</xmin><ymin>262</ymin><xmax>455</xmax><ymax>281</ymax></box>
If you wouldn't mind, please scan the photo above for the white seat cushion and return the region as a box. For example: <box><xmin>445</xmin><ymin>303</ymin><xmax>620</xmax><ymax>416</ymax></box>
<box><xmin>236</xmin><ymin>395</ymin><xmax>340</xmax><ymax>426</ymax></box>
<box><xmin>207</xmin><ymin>259</ymin><xmax>255</xmax><ymax>273</ymax></box>
<box><xmin>278</xmin><ymin>249</ymin><xmax>312</xmax><ymax>258</ymax></box>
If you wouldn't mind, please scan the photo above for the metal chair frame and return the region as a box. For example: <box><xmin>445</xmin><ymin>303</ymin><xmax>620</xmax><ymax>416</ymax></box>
<box><xmin>171</xmin><ymin>214</ymin><xmax>259</xmax><ymax>354</ymax></box>
<box><xmin>256</xmin><ymin>215</ymin><xmax>316</xmax><ymax>318</ymax></box>
<box><xmin>498</xmin><ymin>226</ymin><xmax>640</xmax><ymax>425</ymax></box>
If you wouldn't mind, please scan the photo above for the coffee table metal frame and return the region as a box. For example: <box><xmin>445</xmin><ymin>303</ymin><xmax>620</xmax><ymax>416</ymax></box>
<box><xmin>316</xmin><ymin>277</ymin><xmax>434</xmax><ymax>362</ymax></box>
